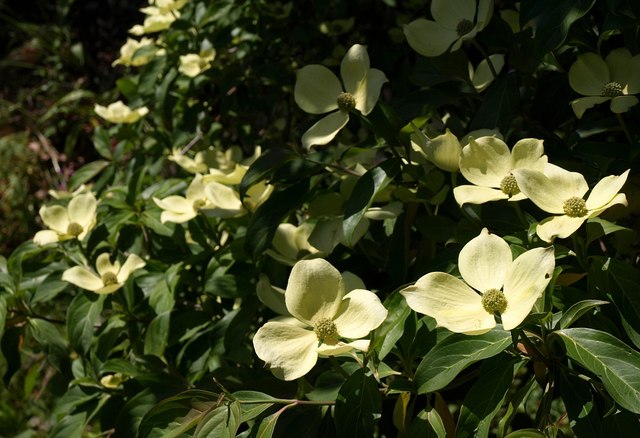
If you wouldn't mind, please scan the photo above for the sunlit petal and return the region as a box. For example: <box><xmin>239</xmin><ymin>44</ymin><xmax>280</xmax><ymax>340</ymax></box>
<box><xmin>33</xmin><ymin>230</ymin><xmax>60</xmax><ymax>245</ymax></box>
<box><xmin>459</xmin><ymin>228</ymin><xmax>511</xmax><ymax>291</ymax></box>
<box><xmin>117</xmin><ymin>254</ymin><xmax>146</xmax><ymax>283</ymax></box>
<box><xmin>62</xmin><ymin>266</ymin><xmax>104</xmax><ymax>291</ymax></box>
<box><xmin>459</xmin><ymin>136</ymin><xmax>511</xmax><ymax>187</ymax></box>
<box><xmin>294</xmin><ymin>65</ymin><xmax>342</xmax><ymax>114</ymax></box>
<box><xmin>96</xmin><ymin>253</ymin><xmax>118</xmax><ymax>277</ymax></box>
<box><xmin>40</xmin><ymin>205</ymin><xmax>69</xmax><ymax>233</ymax></box>
<box><xmin>510</xmin><ymin>138</ymin><xmax>546</xmax><ymax>171</ymax></box>
<box><xmin>301</xmin><ymin>111</ymin><xmax>350</xmax><ymax>150</ymax></box>
<box><xmin>353</xmin><ymin>68</ymin><xmax>388</xmax><ymax>116</ymax></box>
<box><xmin>341</xmin><ymin>44</ymin><xmax>370</xmax><ymax>95</ymax></box>
<box><xmin>333</xmin><ymin>289</ymin><xmax>388</xmax><ymax>339</ymax></box>
<box><xmin>536</xmin><ymin>215</ymin><xmax>586</xmax><ymax>242</ymax></box>
<box><xmin>453</xmin><ymin>185</ymin><xmax>508</xmax><ymax>205</ymax></box>
<box><xmin>585</xmin><ymin>170</ymin><xmax>629</xmax><ymax>211</ymax></box>
<box><xmin>404</xmin><ymin>19</ymin><xmax>458</xmax><ymax>57</ymax></box>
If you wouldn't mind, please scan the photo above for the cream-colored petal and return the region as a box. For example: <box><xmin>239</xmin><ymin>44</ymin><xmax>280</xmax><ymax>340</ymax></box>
<box><xmin>459</xmin><ymin>228</ymin><xmax>511</xmax><ymax>292</ymax></box>
<box><xmin>514</xmin><ymin>167</ymin><xmax>587</xmax><ymax>214</ymax></box>
<box><xmin>569</xmin><ymin>53</ymin><xmax>609</xmax><ymax>96</ymax></box>
<box><xmin>40</xmin><ymin>205</ymin><xmax>70</xmax><ymax>233</ymax></box>
<box><xmin>585</xmin><ymin>170</ymin><xmax>629</xmax><ymax>211</ymax></box>
<box><xmin>252</xmin><ymin>321</ymin><xmax>318</xmax><ymax>381</ymax></box>
<box><xmin>62</xmin><ymin>266</ymin><xmax>104</xmax><ymax>291</ymax></box>
<box><xmin>117</xmin><ymin>254</ymin><xmax>146</xmax><ymax>283</ymax></box>
<box><xmin>510</xmin><ymin>138</ymin><xmax>547</xmax><ymax>171</ymax></box>
<box><xmin>501</xmin><ymin>247</ymin><xmax>555</xmax><ymax>330</ymax></box>
<box><xmin>160</xmin><ymin>209</ymin><xmax>197</xmax><ymax>223</ymax></box>
<box><xmin>285</xmin><ymin>259</ymin><xmax>345</xmax><ymax>325</ymax></box>
<box><xmin>95</xmin><ymin>284</ymin><xmax>124</xmax><ymax>295</ymax></box>
<box><xmin>341</xmin><ymin>271</ymin><xmax>366</xmax><ymax>292</ymax></box>
<box><xmin>626</xmin><ymin>55</ymin><xmax>640</xmax><ymax>94</ymax></box>
<box><xmin>301</xmin><ymin>111</ymin><xmax>350</xmax><ymax>150</ymax></box>
<box><xmin>204</xmin><ymin>182</ymin><xmax>243</xmax><ymax>211</ymax></box>
<box><xmin>317</xmin><ymin>340</ymin><xmax>367</xmax><ymax>356</ymax></box>
<box><xmin>424</xmin><ymin>129</ymin><xmax>462</xmax><ymax>172</ymax></box>
<box><xmin>472</xmin><ymin>54</ymin><xmax>505</xmax><ymax>92</ymax></box>
<box><xmin>353</xmin><ymin>68</ymin><xmax>387</xmax><ymax>116</ymax></box>
<box><xmin>153</xmin><ymin>195</ymin><xmax>191</xmax><ymax>214</ymax></box>
<box><xmin>340</xmin><ymin>44</ymin><xmax>370</xmax><ymax>95</ymax></box>
<box><xmin>476</xmin><ymin>0</ymin><xmax>495</xmax><ymax>30</ymax></box>
<box><xmin>535</xmin><ymin>215</ymin><xmax>586</xmax><ymax>242</ymax></box>
<box><xmin>333</xmin><ymin>289</ymin><xmax>388</xmax><ymax>339</ymax></box>
<box><xmin>588</xmin><ymin>193</ymin><xmax>628</xmax><ymax>217</ymax></box>
<box><xmin>431</xmin><ymin>0</ymin><xmax>475</xmax><ymax>28</ymax></box>
<box><xmin>401</xmin><ymin>273</ymin><xmax>495</xmax><ymax>335</ymax></box>
<box><xmin>33</xmin><ymin>230</ymin><xmax>60</xmax><ymax>245</ymax></box>
<box><xmin>256</xmin><ymin>274</ymin><xmax>290</xmax><ymax>316</ymax></box>
<box><xmin>571</xmin><ymin>96</ymin><xmax>610</xmax><ymax>119</ymax></box>
<box><xmin>453</xmin><ymin>185</ymin><xmax>509</xmax><ymax>205</ymax></box>
<box><xmin>272</xmin><ymin>223</ymin><xmax>305</xmax><ymax>261</ymax></box>
<box><xmin>68</xmin><ymin>193</ymin><xmax>97</xmax><ymax>228</ymax></box>
<box><xmin>205</xmin><ymin>165</ymin><xmax>248</xmax><ymax>185</ymax></box>
<box><xmin>459</xmin><ymin>136</ymin><xmax>512</xmax><ymax>187</ymax></box>
<box><xmin>605</xmin><ymin>48</ymin><xmax>632</xmax><ymax>85</ymax></box>
<box><xmin>96</xmin><ymin>253</ymin><xmax>118</xmax><ymax>276</ymax></box>
<box><xmin>404</xmin><ymin>19</ymin><xmax>458</xmax><ymax>57</ymax></box>
<box><xmin>294</xmin><ymin>65</ymin><xmax>342</xmax><ymax>114</ymax></box>
<box><xmin>610</xmin><ymin>95</ymin><xmax>639</xmax><ymax>114</ymax></box>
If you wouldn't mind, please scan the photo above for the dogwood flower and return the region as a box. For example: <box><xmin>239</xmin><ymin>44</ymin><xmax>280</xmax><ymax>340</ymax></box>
<box><xmin>401</xmin><ymin>228</ymin><xmax>555</xmax><ymax>334</ymax></box>
<box><xmin>179</xmin><ymin>48</ymin><xmax>216</xmax><ymax>77</ymax></box>
<box><xmin>129</xmin><ymin>7</ymin><xmax>178</xmax><ymax>35</ymax></box>
<box><xmin>153</xmin><ymin>174</ymin><xmax>213</xmax><ymax>223</ymax></box>
<box><xmin>94</xmin><ymin>101</ymin><xmax>149</xmax><ymax>124</ymax></box>
<box><xmin>294</xmin><ymin>44</ymin><xmax>387</xmax><ymax>149</ymax></box>
<box><xmin>568</xmin><ymin>48</ymin><xmax>640</xmax><ymax>118</ymax></box>
<box><xmin>266</xmin><ymin>223</ymin><xmax>322</xmax><ymax>266</ymax></box>
<box><xmin>513</xmin><ymin>166</ymin><xmax>629</xmax><ymax>242</ymax></box>
<box><xmin>33</xmin><ymin>193</ymin><xmax>97</xmax><ymax>245</ymax></box>
<box><xmin>62</xmin><ymin>253</ymin><xmax>145</xmax><ymax>295</ymax></box>
<box><xmin>453</xmin><ymin>136</ymin><xmax>547</xmax><ymax>206</ymax></box>
<box><xmin>253</xmin><ymin>259</ymin><xmax>388</xmax><ymax>380</ymax></box>
<box><xmin>404</xmin><ymin>0</ymin><xmax>494</xmax><ymax>57</ymax></box>
<box><xmin>112</xmin><ymin>38</ymin><xmax>158</xmax><ymax>67</ymax></box>
<box><xmin>469</xmin><ymin>54</ymin><xmax>505</xmax><ymax>92</ymax></box>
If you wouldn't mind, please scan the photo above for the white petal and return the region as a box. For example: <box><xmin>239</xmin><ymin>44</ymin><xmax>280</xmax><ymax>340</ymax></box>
<box><xmin>333</xmin><ymin>289</ymin><xmax>388</xmax><ymax>339</ymax></box>
<box><xmin>294</xmin><ymin>65</ymin><xmax>342</xmax><ymax>114</ymax></box>
<box><xmin>588</xmin><ymin>193</ymin><xmax>628</xmax><ymax>217</ymax></box>
<box><xmin>401</xmin><ymin>273</ymin><xmax>494</xmax><ymax>335</ymax></box>
<box><xmin>510</xmin><ymin>138</ymin><xmax>547</xmax><ymax>171</ymax></box>
<box><xmin>459</xmin><ymin>136</ymin><xmax>512</xmax><ymax>187</ymax></box>
<box><xmin>404</xmin><ymin>19</ymin><xmax>458</xmax><ymax>57</ymax></box>
<box><xmin>40</xmin><ymin>205</ymin><xmax>69</xmax><ymax>234</ymax></box>
<box><xmin>252</xmin><ymin>321</ymin><xmax>318</xmax><ymax>381</ymax></box>
<box><xmin>62</xmin><ymin>266</ymin><xmax>104</xmax><ymax>291</ymax></box>
<box><xmin>33</xmin><ymin>230</ymin><xmax>60</xmax><ymax>245</ymax></box>
<box><xmin>341</xmin><ymin>44</ymin><xmax>370</xmax><ymax>95</ymax></box>
<box><xmin>453</xmin><ymin>185</ymin><xmax>509</xmax><ymax>206</ymax></box>
<box><xmin>536</xmin><ymin>215</ymin><xmax>586</xmax><ymax>242</ymax></box>
<box><xmin>204</xmin><ymin>182</ymin><xmax>244</xmax><ymax>213</ymax></box>
<box><xmin>285</xmin><ymin>259</ymin><xmax>344</xmax><ymax>325</ymax></box>
<box><xmin>301</xmin><ymin>111</ymin><xmax>350</xmax><ymax>149</ymax></box>
<box><xmin>117</xmin><ymin>254</ymin><xmax>146</xmax><ymax>283</ymax></box>
<box><xmin>514</xmin><ymin>167</ymin><xmax>587</xmax><ymax>214</ymax></box>
<box><xmin>96</xmin><ymin>253</ymin><xmax>119</xmax><ymax>276</ymax></box>
<box><xmin>459</xmin><ymin>228</ymin><xmax>512</xmax><ymax>292</ymax></box>
<box><xmin>501</xmin><ymin>247</ymin><xmax>555</xmax><ymax>329</ymax></box>
<box><xmin>318</xmin><ymin>340</ymin><xmax>368</xmax><ymax>356</ymax></box>
<box><xmin>585</xmin><ymin>170</ymin><xmax>629</xmax><ymax>211</ymax></box>
<box><xmin>353</xmin><ymin>68</ymin><xmax>388</xmax><ymax>116</ymax></box>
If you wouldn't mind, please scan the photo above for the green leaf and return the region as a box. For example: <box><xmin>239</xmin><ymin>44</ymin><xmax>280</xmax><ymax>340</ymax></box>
<box><xmin>334</xmin><ymin>368</ymin><xmax>381</xmax><ymax>437</ymax></box>
<box><xmin>553</xmin><ymin>299</ymin><xmax>609</xmax><ymax>330</ymax></box>
<box><xmin>245</xmin><ymin>180</ymin><xmax>310</xmax><ymax>259</ymax></box>
<box><xmin>554</xmin><ymin>328</ymin><xmax>640</xmax><ymax>413</ymax></box>
<box><xmin>144</xmin><ymin>311</ymin><xmax>171</xmax><ymax>357</ymax></box>
<box><xmin>371</xmin><ymin>290</ymin><xmax>411</xmax><ymax>360</ymax></box>
<box><xmin>27</xmin><ymin>318</ymin><xmax>68</xmax><ymax>372</ymax></box>
<box><xmin>31</xmin><ymin>278</ymin><xmax>69</xmax><ymax>304</ymax></box>
<box><xmin>255</xmin><ymin>409</ymin><xmax>281</xmax><ymax>438</ymax></box>
<box><xmin>232</xmin><ymin>391</ymin><xmax>277</xmax><ymax>422</ymax></box>
<box><xmin>520</xmin><ymin>0</ymin><xmax>596</xmax><ymax>55</ymax></box>
<box><xmin>457</xmin><ymin>355</ymin><xmax>525</xmax><ymax>438</ymax></box>
<box><xmin>69</xmin><ymin>160</ymin><xmax>110</xmax><ymax>191</ymax></box>
<box><xmin>342</xmin><ymin>159</ymin><xmax>400</xmax><ymax>246</ymax></box>
<box><xmin>558</xmin><ymin>370</ymin><xmax>602</xmax><ymax>437</ymax></box>
<box><xmin>415</xmin><ymin>328</ymin><xmax>512</xmax><ymax>394</ymax></box>
<box><xmin>92</xmin><ymin>126</ymin><xmax>112</xmax><ymax>160</ymax></box>
<box><xmin>137</xmin><ymin>390</ymin><xmax>220</xmax><ymax>438</ymax></box>
<box><xmin>406</xmin><ymin>404</ymin><xmax>447</xmax><ymax>437</ymax></box>
<box><xmin>49</xmin><ymin>411</ymin><xmax>87</xmax><ymax>438</ymax></box>
<box><xmin>66</xmin><ymin>292</ymin><xmax>105</xmax><ymax>353</ymax></box>
<box><xmin>586</xmin><ymin>217</ymin><xmax>633</xmax><ymax>246</ymax></box>
<box><xmin>193</xmin><ymin>402</ymin><xmax>241</xmax><ymax>438</ymax></box>
<box><xmin>504</xmin><ymin>430</ymin><xmax>546</xmax><ymax>438</ymax></box>
<box><xmin>239</xmin><ymin>147</ymin><xmax>297</xmax><ymax>198</ymax></box>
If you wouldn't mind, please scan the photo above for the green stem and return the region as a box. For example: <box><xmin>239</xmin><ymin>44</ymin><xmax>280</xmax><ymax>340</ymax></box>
<box><xmin>616</xmin><ymin>113</ymin><xmax>633</xmax><ymax>144</ymax></box>
<box><xmin>470</xmin><ymin>39</ymin><xmax>498</xmax><ymax>79</ymax></box>
<box><xmin>512</xmin><ymin>202</ymin><xmax>528</xmax><ymax>228</ymax></box>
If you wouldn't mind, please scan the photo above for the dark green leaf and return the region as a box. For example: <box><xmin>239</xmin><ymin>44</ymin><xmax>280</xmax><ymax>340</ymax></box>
<box><xmin>194</xmin><ymin>402</ymin><xmax>241</xmax><ymax>438</ymax></box>
<box><xmin>554</xmin><ymin>328</ymin><xmax>640</xmax><ymax>413</ymax></box>
<box><xmin>558</xmin><ymin>370</ymin><xmax>602</xmax><ymax>437</ymax></box>
<box><xmin>586</xmin><ymin>217</ymin><xmax>633</xmax><ymax>246</ymax></box>
<box><xmin>144</xmin><ymin>311</ymin><xmax>171</xmax><ymax>357</ymax></box>
<box><xmin>239</xmin><ymin>147</ymin><xmax>297</xmax><ymax>198</ymax></box>
<box><xmin>469</xmin><ymin>73</ymin><xmax>519</xmax><ymax>133</ymax></box>
<box><xmin>554</xmin><ymin>299</ymin><xmax>609</xmax><ymax>330</ymax></box>
<box><xmin>69</xmin><ymin>160</ymin><xmax>110</xmax><ymax>190</ymax></box>
<box><xmin>371</xmin><ymin>290</ymin><xmax>411</xmax><ymax>360</ymax></box>
<box><xmin>66</xmin><ymin>292</ymin><xmax>105</xmax><ymax>353</ymax></box>
<box><xmin>334</xmin><ymin>368</ymin><xmax>381</xmax><ymax>437</ymax></box>
<box><xmin>415</xmin><ymin>328</ymin><xmax>512</xmax><ymax>394</ymax></box>
<box><xmin>27</xmin><ymin>318</ymin><xmax>68</xmax><ymax>372</ymax></box>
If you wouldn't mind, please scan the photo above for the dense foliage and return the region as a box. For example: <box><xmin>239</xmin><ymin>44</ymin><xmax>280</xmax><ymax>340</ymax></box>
<box><xmin>1</xmin><ymin>0</ymin><xmax>640</xmax><ymax>436</ymax></box>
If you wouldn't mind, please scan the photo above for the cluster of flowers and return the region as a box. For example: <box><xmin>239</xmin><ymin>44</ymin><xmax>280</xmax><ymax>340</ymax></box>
<box><xmin>33</xmin><ymin>0</ymin><xmax>632</xmax><ymax>383</ymax></box>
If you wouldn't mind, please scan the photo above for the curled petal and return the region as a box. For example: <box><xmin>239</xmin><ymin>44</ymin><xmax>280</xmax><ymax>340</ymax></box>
<box><xmin>588</xmin><ymin>193</ymin><xmax>628</xmax><ymax>218</ymax></box>
<box><xmin>510</xmin><ymin>138</ymin><xmax>547</xmax><ymax>171</ymax></box>
<box><xmin>285</xmin><ymin>259</ymin><xmax>344</xmax><ymax>325</ymax></box>
<box><xmin>63</xmin><ymin>266</ymin><xmax>104</xmax><ymax>291</ymax></box>
<box><xmin>353</xmin><ymin>68</ymin><xmax>388</xmax><ymax>116</ymax></box>
<box><xmin>204</xmin><ymin>182</ymin><xmax>244</xmax><ymax>216</ymax></box>
<box><xmin>301</xmin><ymin>111</ymin><xmax>350</xmax><ymax>149</ymax></box>
<box><xmin>294</xmin><ymin>65</ymin><xmax>342</xmax><ymax>114</ymax></box>
<box><xmin>404</xmin><ymin>19</ymin><xmax>458</xmax><ymax>57</ymax></box>
<box><xmin>502</xmin><ymin>247</ymin><xmax>555</xmax><ymax>330</ymax></box>
<box><xmin>252</xmin><ymin>321</ymin><xmax>318</xmax><ymax>381</ymax></box>
<box><xmin>453</xmin><ymin>185</ymin><xmax>508</xmax><ymax>206</ymax></box>
<box><xmin>401</xmin><ymin>273</ymin><xmax>494</xmax><ymax>335</ymax></box>
<box><xmin>458</xmin><ymin>228</ymin><xmax>512</xmax><ymax>292</ymax></box>
<box><xmin>610</xmin><ymin>95</ymin><xmax>639</xmax><ymax>114</ymax></box>
<box><xmin>96</xmin><ymin>253</ymin><xmax>119</xmax><ymax>277</ymax></box>
<box><xmin>33</xmin><ymin>230</ymin><xmax>60</xmax><ymax>245</ymax></box>
<box><xmin>117</xmin><ymin>254</ymin><xmax>146</xmax><ymax>283</ymax></box>
<box><xmin>459</xmin><ymin>137</ymin><xmax>512</xmax><ymax>187</ymax></box>
<box><xmin>569</xmin><ymin>53</ymin><xmax>609</xmax><ymax>96</ymax></box>
<box><xmin>585</xmin><ymin>170</ymin><xmax>630</xmax><ymax>211</ymax></box>
<box><xmin>536</xmin><ymin>215</ymin><xmax>586</xmax><ymax>242</ymax></box>
<box><xmin>341</xmin><ymin>44</ymin><xmax>370</xmax><ymax>95</ymax></box>
<box><xmin>333</xmin><ymin>289</ymin><xmax>388</xmax><ymax>339</ymax></box>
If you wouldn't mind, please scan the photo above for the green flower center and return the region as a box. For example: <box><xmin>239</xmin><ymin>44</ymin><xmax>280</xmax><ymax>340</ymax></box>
<box><xmin>499</xmin><ymin>174</ymin><xmax>520</xmax><ymax>197</ymax></box>
<box><xmin>101</xmin><ymin>272</ymin><xmax>118</xmax><ymax>286</ymax></box>
<box><xmin>66</xmin><ymin>222</ymin><xmax>84</xmax><ymax>237</ymax></box>
<box><xmin>481</xmin><ymin>288</ymin><xmax>508</xmax><ymax>315</ymax></box>
<box><xmin>601</xmin><ymin>81</ymin><xmax>623</xmax><ymax>97</ymax></box>
<box><xmin>313</xmin><ymin>318</ymin><xmax>338</xmax><ymax>343</ymax></box>
<box><xmin>192</xmin><ymin>199</ymin><xmax>207</xmax><ymax>211</ymax></box>
<box><xmin>562</xmin><ymin>196</ymin><xmax>588</xmax><ymax>217</ymax></box>
<box><xmin>336</xmin><ymin>92</ymin><xmax>356</xmax><ymax>111</ymax></box>
<box><xmin>456</xmin><ymin>19</ymin><xmax>475</xmax><ymax>37</ymax></box>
